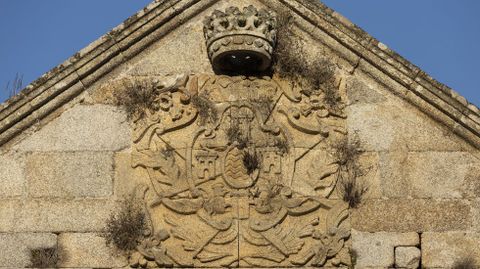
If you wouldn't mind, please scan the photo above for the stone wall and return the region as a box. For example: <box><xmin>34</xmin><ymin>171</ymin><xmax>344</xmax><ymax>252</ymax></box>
<box><xmin>0</xmin><ymin>104</ymin><xmax>130</xmax><ymax>267</ymax></box>
<box><xmin>347</xmin><ymin>70</ymin><xmax>480</xmax><ymax>268</ymax></box>
<box><xmin>0</xmin><ymin>0</ymin><xmax>479</xmax><ymax>268</ymax></box>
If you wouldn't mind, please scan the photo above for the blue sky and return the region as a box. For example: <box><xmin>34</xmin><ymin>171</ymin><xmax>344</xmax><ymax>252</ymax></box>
<box><xmin>0</xmin><ymin>0</ymin><xmax>479</xmax><ymax>106</ymax></box>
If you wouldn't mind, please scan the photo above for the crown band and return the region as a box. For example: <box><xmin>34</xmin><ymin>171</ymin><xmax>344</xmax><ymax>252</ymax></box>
<box><xmin>203</xmin><ymin>5</ymin><xmax>277</xmax><ymax>73</ymax></box>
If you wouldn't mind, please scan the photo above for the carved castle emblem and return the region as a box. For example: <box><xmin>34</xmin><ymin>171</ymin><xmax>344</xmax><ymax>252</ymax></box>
<box><xmin>125</xmin><ymin>5</ymin><xmax>351</xmax><ymax>268</ymax></box>
<box><xmin>128</xmin><ymin>72</ymin><xmax>350</xmax><ymax>268</ymax></box>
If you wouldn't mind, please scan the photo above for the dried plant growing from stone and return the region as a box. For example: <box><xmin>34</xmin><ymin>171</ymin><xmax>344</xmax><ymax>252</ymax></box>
<box><xmin>348</xmin><ymin>248</ymin><xmax>358</xmax><ymax>269</ymax></box>
<box><xmin>273</xmin><ymin>9</ymin><xmax>338</xmax><ymax>102</ymax></box>
<box><xmin>319</xmin><ymin>65</ymin><xmax>341</xmax><ymax>109</ymax></box>
<box><xmin>334</xmin><ymin>136</ymin><xmax>362</xmax><ymax>167</ymax></box>
<box><xmin>191</xmin><ymin>93</ymin><xmax>218</xmax><ymax>125</ymax></box>
<box><xmin>333</xmin><ymin>137</ymin><xmax>369</xmax><ymax>208</ymax></box>
<box><xmin>453</xmin><ymin>256</ymin><xmax>478</xmax><ymax>269</ymax></box>
<box><xmin>273</xmin><ymin>10</ymin><xmax>300</xmax><ymax>79</ymax></box>
<box><xmin>243</xmin><ymin>150</ymin><xmax>260</xmax><ymax>175</ymax></box>
<box><xmin>4</xmin><ymin>72</ymin><xmax>23</xmax><ymax>98</ymax></box>
<box><xmin>226</xmin><ymin>124</ymin><xmax>248</xmax><ymax>149</ymax></box>
<box><xmin>301</xmin><ymin>58</ymin><xmax>337</xmax><ymax>97</ymax></box>
<box><xmin>103</xmin><ymin>195</ymin><xmax>148</xmax><ymax>252</ymax></box>
<box><xmin>252</xmin><ymin>95</ymin><xmax>275</xmax><ymax>118</ymax></box>
<box><xmin>29</xmin><ymin>247</ymin><xmax>58</xmax><ymax>268</ymax></box>
<box><xmin>274</xmin><ymin>137</ymin><xmax>289</xmax><ymax>155</ymax></box>
<box><xmin>338</xmin><ymin>177</ymin><xmax>368</xmax><ymax>209</ymax></box>
<box><xmin>114</xmin><ymin>79</ymin><xmax>159</xmax><ymax>120</ymax></box>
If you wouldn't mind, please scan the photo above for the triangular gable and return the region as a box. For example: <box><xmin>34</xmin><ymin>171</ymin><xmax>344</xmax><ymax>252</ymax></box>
<box><xmin>1</xmin><ymin>0</ymin><xmax>479</xmax><ymax>149</ymax></box>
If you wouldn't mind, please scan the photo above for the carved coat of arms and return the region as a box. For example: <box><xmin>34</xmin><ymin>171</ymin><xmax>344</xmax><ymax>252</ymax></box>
<box><xmin>121</xmin><ymin>5</ymin><xmax>352</xmax><ymax>268</ymax></box>
<box><xmin>127</xmin><ymin>71</ymin><xmax>351</xmax><ymax>268</ymax></box>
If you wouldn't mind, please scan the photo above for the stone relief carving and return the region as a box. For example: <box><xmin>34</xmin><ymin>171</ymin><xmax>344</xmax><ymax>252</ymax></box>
<box><xmin>203</xmin><ymin>5</ymin><xmax>277</xmax><ymax>72</ymax></box>
<box><xmin>127</xmin><ymin>72</ymin><xmax>350</xmax><ymax>268</ymax></box>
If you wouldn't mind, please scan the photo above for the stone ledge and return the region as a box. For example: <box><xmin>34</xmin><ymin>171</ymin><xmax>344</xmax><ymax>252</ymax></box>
<box><xmin>0</xmin><ymin>0</ymin><xmax>170</xmax><ymax>118</ymax></box>
<box><xmin>0</xmin><ymin>81</ymin><xmax>86</xmax><ymax>148</ymax></box>
<box><xmin>291</xmin><ymin>0</ymin><xmax>480</xmax><ymax>119</ymax></box>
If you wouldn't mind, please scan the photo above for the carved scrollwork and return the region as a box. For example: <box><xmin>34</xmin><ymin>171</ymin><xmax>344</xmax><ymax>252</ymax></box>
<box><xmin>277</xmin><ymin>75</ymin><xmax>347</xmax><ymax>138</ymax></box>
<box><xmin>127</xmin><ymin>73</ymin><xmax>351</xmax><ymax>268</ymax></box>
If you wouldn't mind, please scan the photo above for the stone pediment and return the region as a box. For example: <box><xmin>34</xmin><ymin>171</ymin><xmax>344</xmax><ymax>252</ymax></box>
<box><xmin>1</xmin><ymin>1</ymin><xmax>480</xmax><ymax>268</ymax></box>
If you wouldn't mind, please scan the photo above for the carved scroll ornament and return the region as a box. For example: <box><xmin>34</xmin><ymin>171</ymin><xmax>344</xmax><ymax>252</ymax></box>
<box><xmin>126</xmin><ymin>72</ymin><xmax>350</xmax><ymax>268</ymax></box>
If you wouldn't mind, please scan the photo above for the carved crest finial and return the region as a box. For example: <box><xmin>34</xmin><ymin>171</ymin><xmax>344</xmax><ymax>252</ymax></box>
<box><xmin>203</xmin><ymin>5</ymin><xmax>277</xmax><ymax>73</ymax></box>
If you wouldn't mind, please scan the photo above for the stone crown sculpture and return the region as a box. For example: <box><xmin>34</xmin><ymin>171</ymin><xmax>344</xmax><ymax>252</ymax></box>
<box><xmin>203</xmin><ymin>5</ymin><xmax>277</xmax><ymax>73</ymax></box>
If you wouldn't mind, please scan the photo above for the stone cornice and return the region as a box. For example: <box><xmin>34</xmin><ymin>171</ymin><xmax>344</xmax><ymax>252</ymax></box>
<box><xmin>1</xmin><ymin>0</ymin><xmax>480</xmax><ymax>149</ymax></box>
<box><xmin>0</xmin><ymin>0</ymin><xmax>217</xmax><ymax>147</ymax></box>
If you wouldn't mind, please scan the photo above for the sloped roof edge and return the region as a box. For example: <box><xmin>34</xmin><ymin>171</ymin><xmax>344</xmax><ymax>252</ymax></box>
<box><xmin>0</xmin><ymin>0</ymin><xmax>218</xmax><ymax>147</ymax></box>
<box><xmin>1</xmin><ymin>0</ymin><xmax>479</xmax><ymax>149</ymax></box>
<box><xmin>267</xmin><ymin>0</ymin><xmax>480</xmax><ymax>148</ymax></box>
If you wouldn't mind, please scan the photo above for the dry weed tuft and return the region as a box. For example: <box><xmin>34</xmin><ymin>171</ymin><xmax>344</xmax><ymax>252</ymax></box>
<box><xmin>333</xmin><ymin>137</ymin><xmax>369</xmax><ymax>208</ymax></box>
<box><xmin>191</xmin><ymin>93</ymin><xmax>218</xmax><ymax>125</ymax></box>
<box><xmin>29</xmin><ymin>247</ymin><xmax>58</xmax><ymax>268</ymax></box>
<box><xmin>114</xmin><ymin>79</ymin><xmax>159</xmax><ymax>120</ymax></box>
<box><xmin>453</xmin><ymin>256</ymin><xmax>478</xmax><ymax>269</ymax></box>
<box><xmin>243</xmin><ymin>150</ymin><xmax>261</xmax><ymax>175</ymax></box>
<box><xmin>103</xmin><ymin>195</ymin><xmax>148</xmax><ymax>252</ymax></box>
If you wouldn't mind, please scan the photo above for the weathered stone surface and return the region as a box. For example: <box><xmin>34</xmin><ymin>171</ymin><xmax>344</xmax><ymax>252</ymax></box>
<box><xmin>0</xmin><ymin>199</ymin><xmax>116</xmax><ymax>232</ymax></box>
<box><xmin>0</xmin><ymin>154</ymin><xmax>24</xmax><ymax>197</ymax></box>
<box><xmin>0</xmin><ymin>233</ymin><xmax>57</xmax><ymax>267</ymax></box>
<box><xmin>26</xmin><ymin>151</ymin><xmax>113</xmax><ymax>198</ymax></box>
<box><xmin>0</xmin><ymin>200</ymin><xmax>17</xmax><ymax>231</ymax></box>
<box><xmin>347</xmin><ymin>101</ymin><xmax>472</xmax><ymax>152</ymax></box>
<box><xmin>378</xmin><ymin>151</ymin><xmax>479</xmax><ymax>198</ymax></box>
<box><xmin>13</xmin><ymin>104</ymin><xmax>130</xmax><ymax>151</ymax></box>
<box><xmin>351</xmin><ymin>230</ymin><xmax>419</xmax><ymax>268</ymax></box>
<box><xmin>59</xmin><ymin>233</ymin><xmax>127</xmax><ymax>268</ymax></box>
<box><xmin>464</xmin><ymin>167</ymin><xmax>480</xmax><ymax>198</ymax></box>
<box><xmin>346</xmin><ymin>76</ymin><xmax>387</xmax><ymax>105</ymax></box>
<box><xmin>351</xmin><ymin>199</ymin><xmax>471</xmax><ymax>232</ymax></box>
<box><xmin>291</xmin><ymin>149</ymin><xmax>340</xmax><ymax>197</ymax></box>
<box><xmin>422</xmin><ymin>232</ymin><xmax>480</xmax><ymax>268</ymax></box>
<box><xmin>472</xmin><ymin>199</ymin><xmax>480</xmax><ymax>232</ymax></box>
<box><xmin>127</xmin><ymin>15</ymin><xmax>212</xmax><ymax>75</ymax></box>
<box><xmin>114</xmin><ymin>151</ymin><xmax>136</xmax><ymax>198</ymax></box>
<box><xmin>114</xmin><ymin>152</ymin><xmax>153</xmax><ymax>199</ymax></box>
<box><xmin>395</xmin><ymin>246</ymin><xmax>421</xmax><ymax>269</ymax></box>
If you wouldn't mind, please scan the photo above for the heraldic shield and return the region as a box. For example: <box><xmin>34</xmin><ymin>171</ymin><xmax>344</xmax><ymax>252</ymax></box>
<box><xmin>128</xmin><ymin>73</ymin><xmax>351</xmax><ymax>268</ymax></box>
